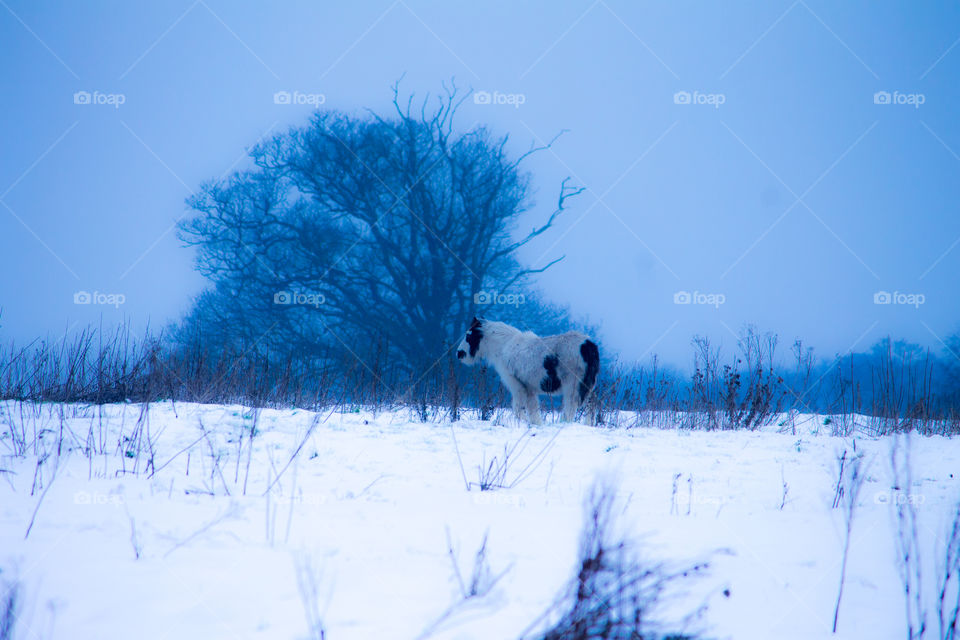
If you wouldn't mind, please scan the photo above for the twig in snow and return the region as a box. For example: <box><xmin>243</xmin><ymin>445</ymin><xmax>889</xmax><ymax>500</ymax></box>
<box><xmin>149</xmin><ymin>434</ymin><xmax>204</xmax><ymax>479</ymax></box>
<box><xmin>832</xmin><ymin>451</ymin><xmax>865</xmax><ymax>633</ymax></box>
<box><xmin>164</xmin><ymin>504</ymin><xmax>239</xmax><ymax>558</ymax></box>
<box><xmin>263</xmin><ymin>413</ymin><xmax>320</xmax><ymax>496</ymax></box>
<box><xmin>937</xmin><ymin>502</ymin><xmax>960</xmax><ymax>640</ymax></box>
<box><xmin>294</xmin><ymin>553</ymin><xmax>327</xmax><ymax>640</ymax></box>
<box><xmin>892</xmin><ymin>435</ymin><xmax>928</xmax><ymax>639</ymax></box>
<box><xmin>449</xmin><ymin>425</ymin><xmax>470</xmax><ymax>491</ymax></box>
<box><xmin>415</xmin><ymin>528</ymin><xmax>510</xmax><ymax>640</ymax></box>
<box><xmin>24</xmin><ymin>465</ymin><xmax>57</xmax><ymax>540</ymax></box>
<box><xmin>779</xmin><ymin>465</ymin><xmax>789</xmax><ymax>511</ymax></box>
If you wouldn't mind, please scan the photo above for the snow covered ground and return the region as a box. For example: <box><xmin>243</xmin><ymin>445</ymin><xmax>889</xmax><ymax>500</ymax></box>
<box><xmin>1</xmin><ymin>401</ymin><xmax>958</xmax><ymax>639</ymax></box>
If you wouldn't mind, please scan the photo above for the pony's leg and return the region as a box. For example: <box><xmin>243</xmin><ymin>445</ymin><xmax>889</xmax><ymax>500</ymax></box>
<box><xmin>499</xmin><ymin>373</ymin><xmax>526</xmax><ymax>425</ymax></box>
<box><xmin>525</xmin><ymin>393</ymin><xmax>542</xmax><ymax>425</ymax></box>
<box><xmin>562</xmin><ymin>386</ymin><xmax>579</xmax><ymax>422</ymax></box>
<box><xmin>581</xmin><ymin>396</ymin><xmax>595</xmax><ymax>426</ymax></box>
<box><xmin>581</xmin><ymin>387</ymin><xmax>597</xmax><ymax>426</ymax></box>
<box><xmin>510</xmin><ymin>392</ymin><xmax>526</xmax><ymax>424</ymax></box>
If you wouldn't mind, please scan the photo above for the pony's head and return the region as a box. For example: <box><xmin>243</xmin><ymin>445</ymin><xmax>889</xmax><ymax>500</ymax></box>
<box><xmin>456</xmin><ymin>317</ymin><xmax>485</xmax><ymax>365</ymax></box>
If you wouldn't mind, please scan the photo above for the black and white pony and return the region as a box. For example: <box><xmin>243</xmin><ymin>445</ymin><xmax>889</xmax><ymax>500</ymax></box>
<box><xmin>456</xmin><ymin>318</ymin><xmax>600</xmax><ymax>425</ymax></box>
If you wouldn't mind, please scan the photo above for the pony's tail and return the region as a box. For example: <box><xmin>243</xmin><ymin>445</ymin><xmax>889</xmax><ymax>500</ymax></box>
<box><xmin>579</xmin><ymin>339</ymin><xmax>600</xmax><ymax>402</ymax></box>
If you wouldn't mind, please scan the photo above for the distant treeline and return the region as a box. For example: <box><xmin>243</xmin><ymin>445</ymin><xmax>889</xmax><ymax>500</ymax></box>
<box><xmin>1</xmin><ymin>323</ymin><xmax>957</xmax><ymax>435</ymax></box>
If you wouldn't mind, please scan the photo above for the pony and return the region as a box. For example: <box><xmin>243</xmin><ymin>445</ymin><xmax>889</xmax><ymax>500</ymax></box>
<box><xmin>456</xmin><ymin>318</ymin><xmax>600</xmax><ymax>425</ymax></box>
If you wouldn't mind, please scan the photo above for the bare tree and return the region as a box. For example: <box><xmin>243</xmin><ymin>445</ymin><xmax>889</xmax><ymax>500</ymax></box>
<box><xmin>178</xmin><ymin>81</ymin><xmax>583</xmax><ymax>377</ymax></box>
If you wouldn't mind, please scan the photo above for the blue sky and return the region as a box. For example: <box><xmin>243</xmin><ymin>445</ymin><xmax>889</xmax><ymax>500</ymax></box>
<box><xmin>1</xmin><ymin>0</ymin><xmax>958</xmax><ymax>366</ymax></box>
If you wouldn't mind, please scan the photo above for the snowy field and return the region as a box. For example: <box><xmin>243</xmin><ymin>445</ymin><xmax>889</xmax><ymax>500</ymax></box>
<box><xmin>1</xmin><ymin>401</ymin><xmax>959</xmax><ymax>639</ymax></box>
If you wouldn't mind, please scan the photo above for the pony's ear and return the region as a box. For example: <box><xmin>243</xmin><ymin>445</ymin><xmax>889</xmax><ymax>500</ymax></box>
<box><xmin>470</xmin><ymin>316</ymin><xmax>481</xmax><ymax>328</ymax></box>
